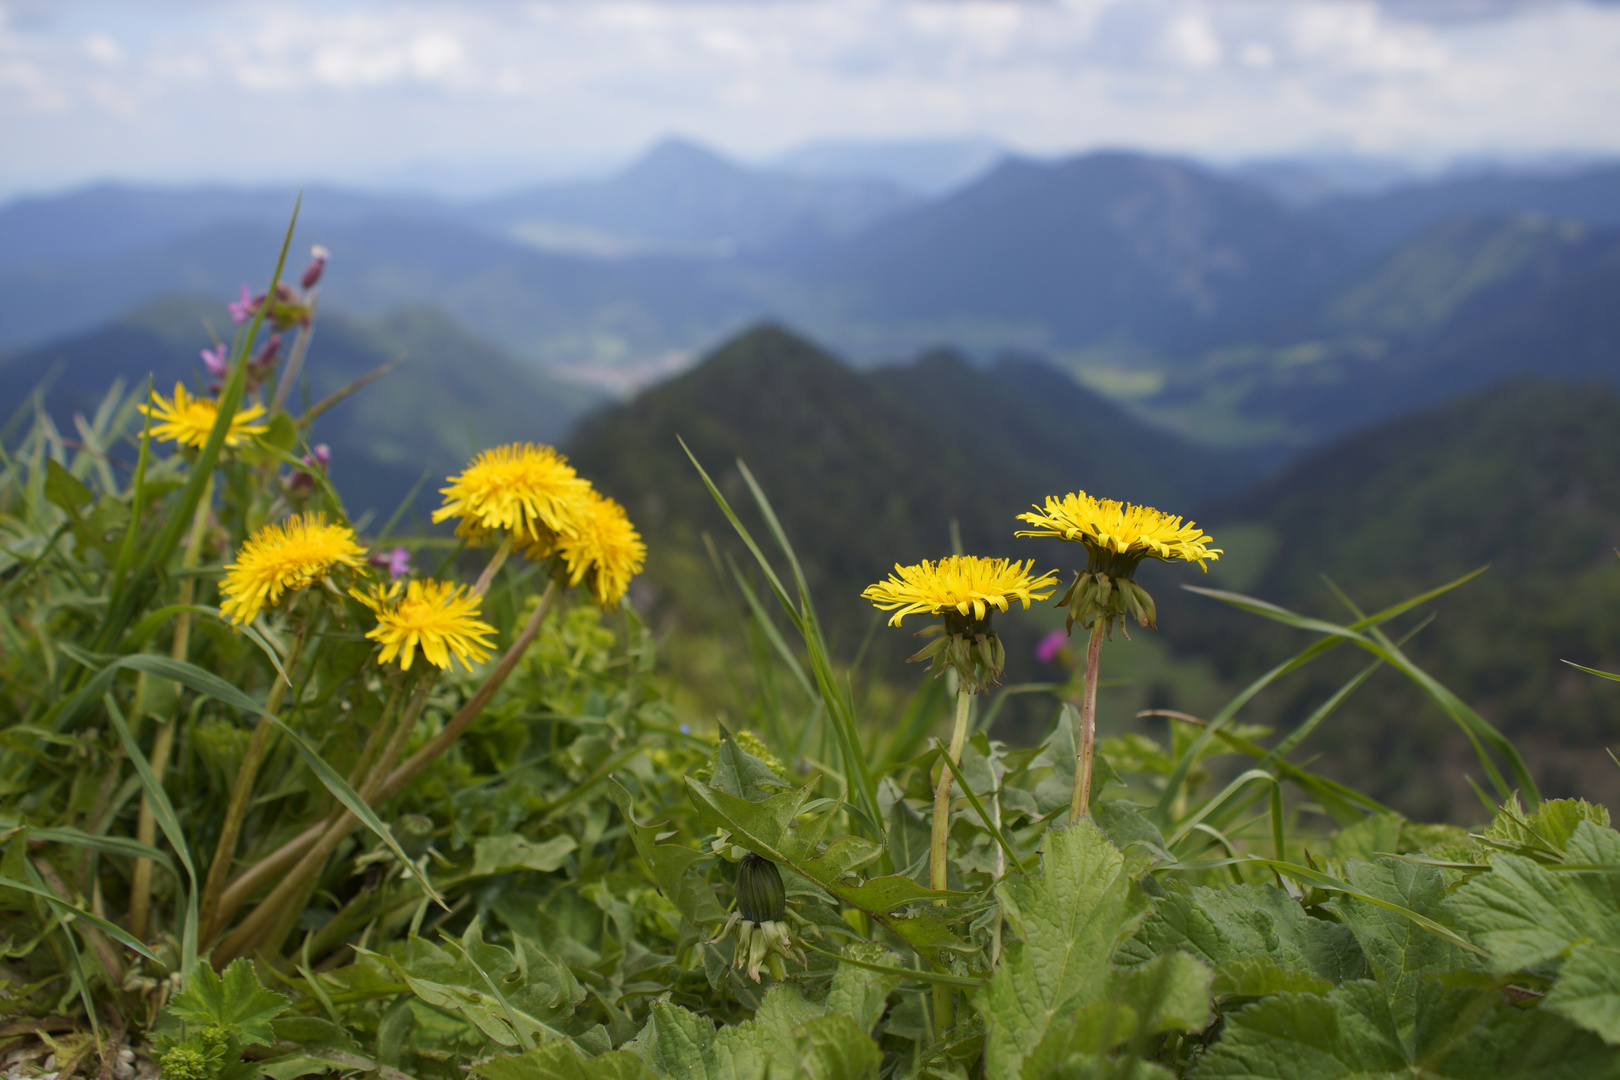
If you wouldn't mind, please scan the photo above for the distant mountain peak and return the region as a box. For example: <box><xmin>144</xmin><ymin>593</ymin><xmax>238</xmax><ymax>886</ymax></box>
<box><xmin>622</xmin><ymin>137</ymin><xmax>743</xmax><ymax>182</ymax></box>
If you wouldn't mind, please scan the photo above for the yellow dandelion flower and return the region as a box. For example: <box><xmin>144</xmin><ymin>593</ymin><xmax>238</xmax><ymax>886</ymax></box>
<box><xmin>863</xmin><ymin>556</ymin><xmax>1058</xmax><ymax>627</ymax></box>
<box><xmin>352</xmin><ymin>579</ymin><xmax>496</xmax><ymax>672</ymax></box>
<box><xmin>432</xmin><ymin>443</ymin><xmax>592</xmax><ymax>544</ymax></box>
<box><xmin>534</xmin><ymin>489</ymin><xmax>646</xmax><ymax>610</ymax></box>
<box><xmin>219</xmin><ymin>514</ymin><xmax>366</xmax><ymax>625</ymax></box>
<box><xmin>138</xmin><ymin>383</ymin><xmax>268</xmax><ymax>449</ymax></box>
<box><xmin>1016</xmin><ymin>492</ymin><xmax>1220</xmax><ymax>570</ymax></box>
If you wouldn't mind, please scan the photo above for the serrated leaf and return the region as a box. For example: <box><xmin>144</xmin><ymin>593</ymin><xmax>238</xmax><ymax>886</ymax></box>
<box><xmin>794</xmin><ymin>1015</ymin><xmax>881</xmax><ymax>1080</ymax></box>
<box><xmin>607</xmin><ymin>779</ymin><xmax>725</xmax><ymax>929</ymax></box>
<box><xmin>824</xmin><ymin>943</ymin><xmax>903</xmax><ymax>1034</ymax></box>
<box><xmin>1329</xmin><ymin>858</ymin><xmax>1485</xmax><ymax>1041</ymax></box>
<box><xmin>1119</xmin><ymin>881</ymin><xmax>1368</xmax><ymax>986</ymax></box>
<box><xmin>473</xmin><ymin>1042</ymin><xmax>657</xmax><ymax>1080</ymax></box>
<box><xmin>711</xmin><ymin>734</ymin><xmax>789</xmax><ymax>801</ymax></box>
<box><xmin>1543</xmin><ymin>943</ymin><xmax>1620</xmax><ymax>1046</ymax></box>
<box><xmin>1210</xmin><ymin>957</ymin><xmax>1333</xmax><ymax>998</ymax></box>
<box><xmin>167</xmin><ymin>959</ymin><xmax>289</xmax><ymax>1047</ymax></box>
<box><xmin>1108</xmin><ymin>951</ymin><xmax>1212</xmax><ymax>1035</ymax></box>
<box><xmin>472</xmin><ymin>834</ymin><xmax>579</xmax><ymax>877</ymax></box>
<box><xmin>975</xmin><ymin>821</ymin><xmax>1155</xmax><ymax>1079</ymax></box>
<box><xmin>1192</xmin><ymin>979</ymin><xmax>1620</xmax><ymax>1079</ymax></box>
<box><xmin>1450</xmin><ymin>849</ymin><xmax>1620</xmax><ymax>972</ymax></box>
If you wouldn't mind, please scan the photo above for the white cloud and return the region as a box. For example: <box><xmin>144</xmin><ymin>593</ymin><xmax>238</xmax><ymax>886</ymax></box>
<box><xmin>0</xmin><ymin>0</ymin><xmax>1616</xmax><ymax>196</ymax></box>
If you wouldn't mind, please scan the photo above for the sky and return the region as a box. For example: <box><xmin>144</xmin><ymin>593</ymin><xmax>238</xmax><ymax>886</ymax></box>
<box><xmin>2</xmin><ymin>0</ymin><xmax>1619</xmax><ymax>199</ymax></box>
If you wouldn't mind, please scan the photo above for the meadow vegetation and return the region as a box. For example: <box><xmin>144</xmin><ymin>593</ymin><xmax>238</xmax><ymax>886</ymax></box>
<box><xmin>3</xmin><ymin>221</ymin><xmax>1619</xmax><ymax>1080</ymax></box>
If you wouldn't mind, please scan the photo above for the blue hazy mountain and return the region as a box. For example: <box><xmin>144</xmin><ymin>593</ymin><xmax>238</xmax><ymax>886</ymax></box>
<box><xmin>469</xmin><ymin>137</ymin><xmax>917</xmax><ymax>256</ymax></box>
<box><xmin>771</xmin><ymin>137</ymin><xmax>1006</xmax><ymax>196</ymax></box>
<box><xmin>1310</xmin><ymin>161</ymin><xmax>1620</xmax><ymax>255</ymax></box>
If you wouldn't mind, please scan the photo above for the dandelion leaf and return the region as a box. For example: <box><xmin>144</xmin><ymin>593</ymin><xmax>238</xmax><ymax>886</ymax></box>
<box><xmin>974</xmin><ymin>820</ymin><xmax>1157</xmax><ymax>1079</ymax></box>
<box><xmin>794</xmin><ymin>1015</ymin><xmax>882</xmax><ymax>1080</ymax></box>
<box><xmin>608</xmin><ymin>780</ymin><xmax>725</xmax><ymax>928</ymax></box>
<box><xmin>635</xmin><ymin>985</ymin><xmax>880</xmax><ymax>1080</ymax></box>
<box><xmin>472</xmin><ymin>834</ymin><xmax>579</xmax><ymax>877</ymax></box>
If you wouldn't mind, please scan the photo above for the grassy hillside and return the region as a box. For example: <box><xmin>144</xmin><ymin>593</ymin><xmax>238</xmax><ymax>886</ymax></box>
<box><xmin>0</xmin><ymin>295</ymin><xmax>604</xmax><ymax>518</ymax></box>
<box><xmin>1155</xmin><ymin>379</ymin><xmax>1620</xmax><ymax>818</ymax></box>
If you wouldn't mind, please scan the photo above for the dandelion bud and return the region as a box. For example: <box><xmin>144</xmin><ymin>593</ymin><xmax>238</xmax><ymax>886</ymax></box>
<box><xmin>735</xmin><ymin>853</ymin><xmax>785</xmax><ymax>924</ymax></box>
<box><xmin>301</xmin><ymin>244</ymin><xmax>329</xmax><ymax>290</ymax></box>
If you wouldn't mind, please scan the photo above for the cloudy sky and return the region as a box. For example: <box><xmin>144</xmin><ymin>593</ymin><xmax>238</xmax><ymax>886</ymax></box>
<box><xmin>2</xmin><ymin>0</ymin><xmax>1619</xmax><ymax>198</ymax></box>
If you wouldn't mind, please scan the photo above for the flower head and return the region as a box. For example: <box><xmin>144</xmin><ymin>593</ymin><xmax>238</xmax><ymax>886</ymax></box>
<box><xmin>1016</xmin><ymin>492</ymin><xmax>1220</xmax><ymax>572</ymax></box>
<box><xmin>1036</xmin><ymin>629</ymin><xmax>1069</xmax><ymax>665</ymax></box>
<box><xmin>864</xmin><ymin>556</ymin><xmax>1057</xmax><ymax>690</ymax></box>
<box><xmin>139</xmin><ymin>383</ymin><xmax>268</xmax><ymax>449</ymax></box>
<box><xmin>535</xmin><ymin>489</ymin><xmax>646</xmax><ymax>609</ymax></box>
<box><xmin>862</xmin><ymin>555</ymin><xmax>1059</xmax><ymax>628</ymax></box>
<box><xmin>352</xmin><ymin>578</ymin><xmax>496</xmax><ymax>672</ymax></box>
<box><xmin>432</xmin><ymin>443</ymin><xmax>591</xmax><ymax>545</ymax></box>
<box><xmin>1016</xmin><ymin>492</ymin><xmax>1220</xmax><ymax>635</ymax></box>
<box><xmin>301</xmin><ymin>245</ymin><xmax>329</xmax><ymax>290</ymax></box>
<box><xmin>219</xmin><ymin>514</ymin><xmax>366</xmax><ymax>625</ymax></box>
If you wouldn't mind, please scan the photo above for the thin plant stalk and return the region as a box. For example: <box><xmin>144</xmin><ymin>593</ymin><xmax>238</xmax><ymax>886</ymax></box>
<box><xmin>214</xmin><ymin>676</ymin><xmax>435</xmax><ymax>963</ymax></box>
<box><xmin>199</xmin><ymin>619</ymin><xmax>309</xmax><ymax>939</ymax></box>
<box><xmin>129</xmin><ymin>475</ymin><xmax>215</xmax><ymax>940</ymax></box>
<box><xmin>930</xmin><ymin>686</ymin><xmax>973</xmax><ymax>1034</ymax></box>
<box><xmin>472</xmin><ymin>535</ymin><xmax>515</xmax><ymax>597</ymax></box>
<box><xmin>209</xmin><ymin>581</ymin><xmax>558</xmax><ymax>934</ymax></box>
<box><xmin>1070</xmin><ymin>620</ymin><xmax>1106</xmax><ymax>823</ymax></box>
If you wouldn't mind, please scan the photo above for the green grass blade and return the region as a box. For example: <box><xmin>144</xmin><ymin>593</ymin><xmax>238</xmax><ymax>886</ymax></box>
<box><xmin>103</xmin><ymin>693</ymin><xmax>198</xmax><ymax>976</ymax></box>
<box><xmin>1564</xmin><ymin>660</ymin><xmax>1620</xmax><ymax>682</ymax></box>
<box><xmin>4</xmin><ymin>863</ymin><xmax>160</xmax><ymax>963</ymax></box>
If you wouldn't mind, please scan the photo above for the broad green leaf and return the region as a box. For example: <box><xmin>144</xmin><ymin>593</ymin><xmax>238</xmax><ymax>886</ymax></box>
<box><xmin>646</xmin><ymin>1001</ymin><xmax>720</xmax><ymax>1079</ymax></box>
<box><xmin>1329</xmin><ymin>858</ymin><xmax>1485</xmax><ymax>1042</ymax></box>
<box><xmin>975</xmin><ymin>821</ymin><xmax>1155</xmax><ymax>1079</ymax></box>
<box><xmin>1108</xmin><ymin>951</ymin><xmax>1213</xmax><ymax>1036</ymax></box>
<box><xmin>1118</xmin><ymin>881</ymin><xmax>1368</xmax><ymax>986</ymax></box>
<box><xmin>1481</xmin><ymin>797</ymin><xmax>1611</xmax><ymax>857</ymax></box>
<box><xmin>712</xmin><ymin>983</ymin><xmax>821</xmax><ymax>1078</ymax></box>
<box><xmin>824</xmin><ymin>942</ymin><xmax>904</xmax><ymax>1034</ymax></box>
<box><xmin>1543</xmin><ymin>944</ymin><xmax>1620</xmax><ymax>1047</ymax></box>
<box><xmin>473</xmin><ymin>1042</ymin><xmax>657</xmax><ymax>1080</ymax></box>
<box><xmin>794</xmin><ymin>1015</ymin><xmax>881</xmax><ymax>1080</ymax></box>
<box><xmin>167</xmin><ymin>959</ymin><xmax>290</xmax><ymax>1046</ymax></box>
<box><xmin>1451</xmin><ymin>846</ymin><xmax>1620</xmax><ymax>972</ymax></box>
<box><xmin>1192</xmin><ymin>979</ymin><xmax>1620</xmax><ymax>1079</ymax></box>
<box><xmin>711</xmin><ymin>732</ymin><xmax>789</xmax><ymax>801</ymax></box>
<box><xmin>1329</xmin><ymin>813</ymin><xmax>1407</xmax><ymax>862</ymax></box>
<box><xmin>1211</xmin><ymin>956</ymin><xmax>1333</xmax><ymax>998</ymax></box>
<box><xmin>472</xmin><ymin>835</ymin><xmax>579</xmax><ymax>877</ymax></box>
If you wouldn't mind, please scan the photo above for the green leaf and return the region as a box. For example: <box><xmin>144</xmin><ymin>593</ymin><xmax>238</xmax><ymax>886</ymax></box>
<box><xmin>1329</xmin><ymin>858</ymin><xmax>1486</xmax><ymax>1042</ymax></box>
<box><xmin>473</xmin><ymin>1042</ymin><xmax>657</xmax><ymax>1080</ymax></box>
<box><xmin>975</xmin><ymin>821</ymin><xmax>1155</xmax><ymax>1079</ymax></box>
<box><xmin>1118</xmin><ymin>881</ymin><xmax>1368</xmax><ymax>986</ymax></box>
<box><xmin>1210</xmin><ymin>956</ymin><xmax>1333</xmax><ymax>998</ymax></box>
<box><xmin>43</xmin><ymin>457</ymin><xmax>93</xmax><ymax>514</ymax></box>
<box><xmin>683</xmin><ymin>777</ymin><xmax>966</xmax><ymax>964</ymax></box>
<box><xmin>472</xmin><ymin>835</ymin><xmax>579</xmax><ymax>877</ymax></box>
<box><xmin>1193</xmin><ymin>980</ymin><xmax>1620</xmax><ymax>1079</ymax></box>
<box><xmin>824</xmin><ymin>942</ymin><xmax>904</xmax><ymax>1033</ymax></box>
<box><xmin>1544</xmin><ymin>944</ymin><xmax>1620</xmax><ymax>1047</ymax></box>
<box><xmin>1108</xmin><ymin>951</ymin><xmax>1213</xmax><ymax>1036</ymax></box>
<box><xmin>1451</xmin><ymin>839</ymin><xmax>1620</xmax><ymax>973</ymax></box>
<box><xmin>607</xmin><ymin>779</ymin><xmax>725</xmax><ymax>929</ymax></box>
<box><xmin>793</xmin><ymin>1015</ymin><xmax>881</xmax><ymax>1080</ymax></box>
<box><xmin>166</xmin><ymin>959</ymin><xmax>290</xmax><ymax>1047</ymax></box>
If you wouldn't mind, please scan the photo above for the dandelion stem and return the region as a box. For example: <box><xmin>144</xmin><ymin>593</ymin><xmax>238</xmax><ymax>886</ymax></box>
<box><xmin>472</xmin><ymin>534</ymin><xmax>515</xmax><ymax>597</ymax></box>
<box><xmin>1070</xmin><ymin>619</ymin><xmax>1106</xmax><ymax>823</ymax></box>
<box><xmin>930</xmin><ymin>686</ymin><xmax>972</xmax><ymax>1035</ymax></box>
<box><xmin>199</xmin><ymin>618</ymin><xmax>307</xmax><ymax>943</ymax></box>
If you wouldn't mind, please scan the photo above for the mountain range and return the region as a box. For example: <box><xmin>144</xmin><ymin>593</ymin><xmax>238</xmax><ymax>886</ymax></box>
<box><xmin>5</xmin><ymin>141</ymin><xmax>1617</xmax><ymax>443</ymax></box>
